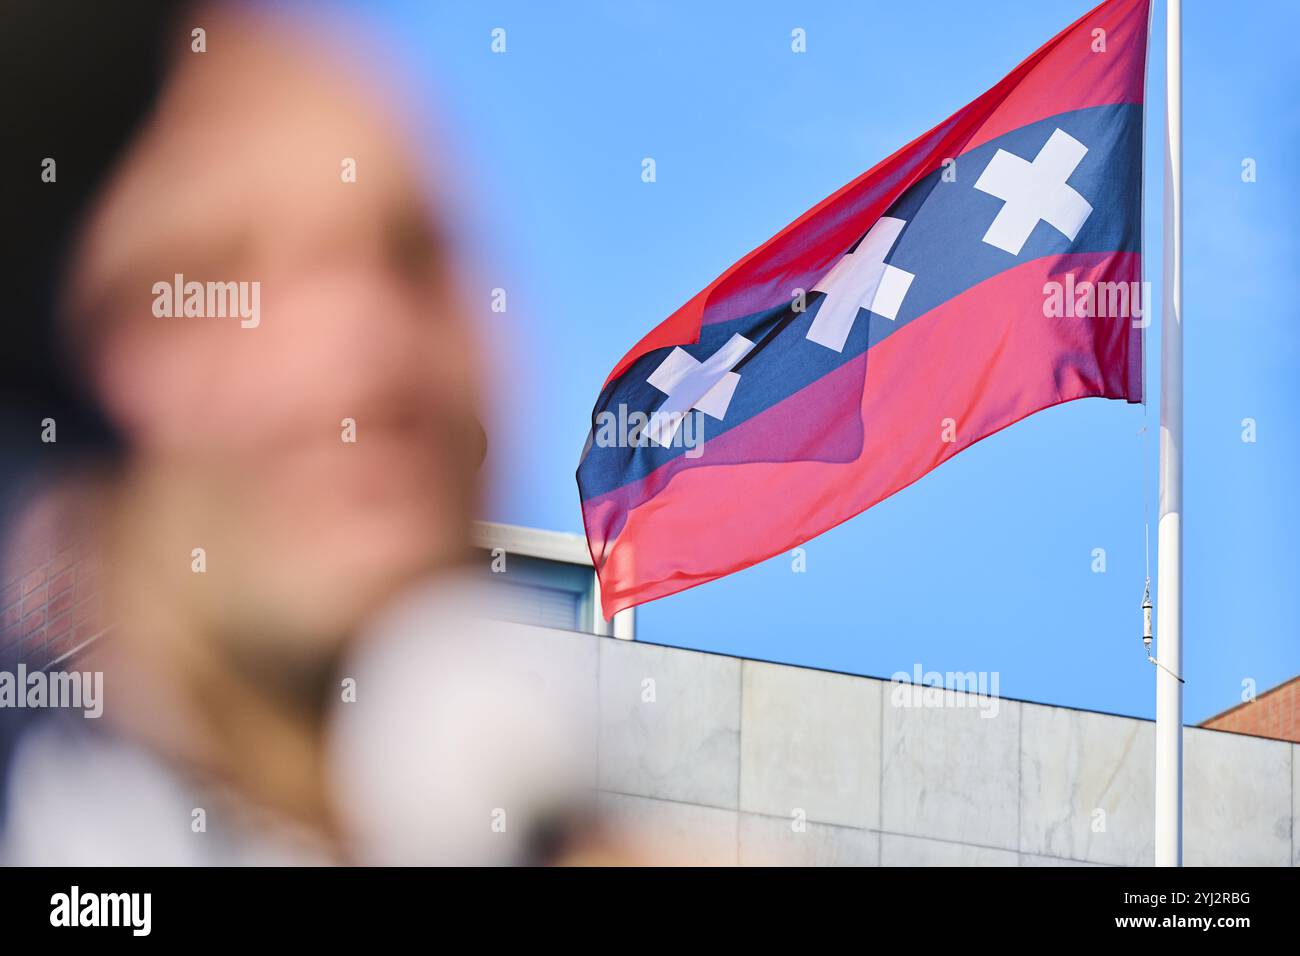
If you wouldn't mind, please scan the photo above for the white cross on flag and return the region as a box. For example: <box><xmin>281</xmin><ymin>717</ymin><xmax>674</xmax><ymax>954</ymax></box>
<box><xmin>644</xmin><ymin>332</ymin><xmax>755</xmax><ymax>446</ymax></box>
<box><xmin>973</xmin><ymin>127</ymin><xmax>1094</xmax><ymax>256</ymax></box>
<box><xmin>807</xmin><ymin>216</ymin><xmax>915</xmax><ymax>352</ymax></box>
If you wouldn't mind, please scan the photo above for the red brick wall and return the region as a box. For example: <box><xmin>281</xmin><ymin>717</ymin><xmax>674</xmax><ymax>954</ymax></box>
<box><xmin>0</xmin><ymin>529</ymin><xmax>103</xmax><ymax>668</ymax></box>
<box><xmin>1200</xmin><ymin>675</ymin><xmax>1300</xmax><ymax>744</ymax></box>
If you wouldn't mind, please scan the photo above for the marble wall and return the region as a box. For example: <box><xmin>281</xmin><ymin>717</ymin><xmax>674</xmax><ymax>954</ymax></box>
<box><xmin>510</xmin><ymin>623</ymin><xmax>1295</xmax><ymax>866</ymax></box>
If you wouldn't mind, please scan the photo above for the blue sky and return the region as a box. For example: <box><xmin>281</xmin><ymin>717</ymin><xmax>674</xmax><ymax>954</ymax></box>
<box><xmin>308</xmin><ymin>0</ymin><xmax>1297</xmax><ymax>723</ymax></box>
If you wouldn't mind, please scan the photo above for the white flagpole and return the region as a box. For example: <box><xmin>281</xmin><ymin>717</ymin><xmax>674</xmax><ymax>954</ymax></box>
<box><xmin>1155</xmin><ymin>0</ymin><xmax>1184</xmax><ymax>867</ymax></box>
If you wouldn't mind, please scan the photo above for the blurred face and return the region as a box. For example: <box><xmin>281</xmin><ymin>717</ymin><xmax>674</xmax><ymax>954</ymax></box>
<box><xmin>66</xmin><ymin>8</ymin><xmax>484</xmax><ymax>667</ymax></box>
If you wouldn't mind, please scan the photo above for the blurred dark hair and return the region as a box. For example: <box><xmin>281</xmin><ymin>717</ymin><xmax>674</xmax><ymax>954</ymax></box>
<box><xmin>0</xmin><ymin>0</ymin><xmax>183</xmax><ymax>532</ymax></box>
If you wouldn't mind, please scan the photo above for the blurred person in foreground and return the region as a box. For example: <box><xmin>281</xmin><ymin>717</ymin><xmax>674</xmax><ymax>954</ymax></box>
<box><xmin>0</xmin><ymin>1</ymin><xmax>613</xmax><ymax>865</ymax></box>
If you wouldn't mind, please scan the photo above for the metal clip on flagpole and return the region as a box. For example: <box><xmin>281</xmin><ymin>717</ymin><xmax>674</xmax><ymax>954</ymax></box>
<box><xmin>1142</xmin><ymin>579</ymin><xmax>1183</xmax><ymax>683</ymax></box>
